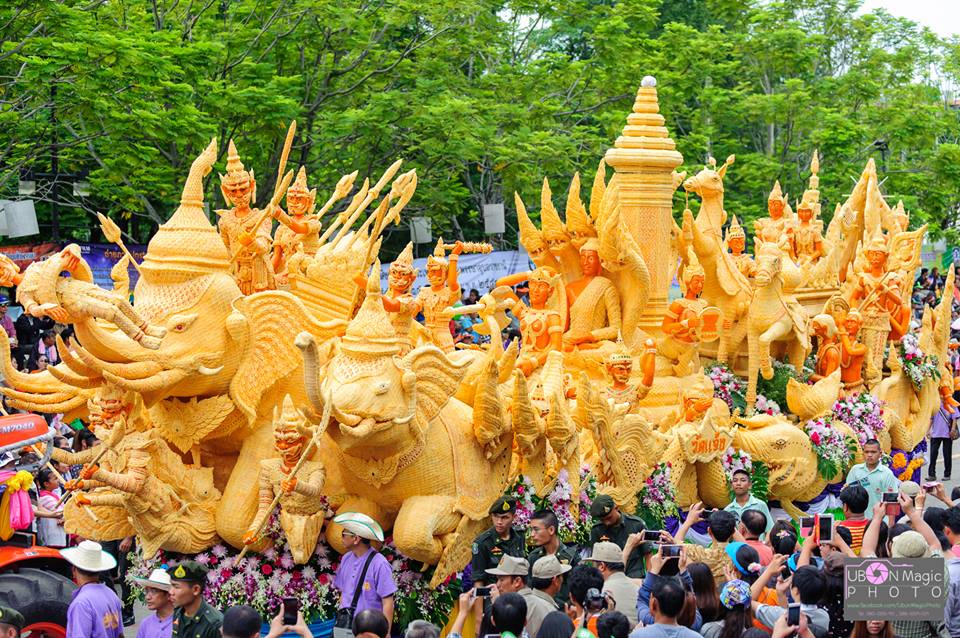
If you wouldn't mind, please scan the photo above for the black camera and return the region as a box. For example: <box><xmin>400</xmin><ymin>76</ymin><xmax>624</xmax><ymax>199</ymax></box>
<box><xmin>585</xmin><ymin>587</ymin><xmax>606</xmax><ymax>612</ymax></box>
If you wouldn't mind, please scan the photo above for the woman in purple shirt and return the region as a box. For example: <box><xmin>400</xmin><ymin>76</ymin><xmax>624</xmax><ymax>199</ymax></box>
<box><xmin>928</xmin><ymin>397</ymin><xmax>957</xmax><ymax>481</ymax></box>
<box><xmin>333</xmin><ymin>512</ymin><xmax>397</xmax><ymax>633</ymax></box>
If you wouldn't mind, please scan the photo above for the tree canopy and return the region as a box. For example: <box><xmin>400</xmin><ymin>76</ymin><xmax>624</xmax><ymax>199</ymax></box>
<box><xmin>2</xmin><ymin>0</ymin><xmax>959</xmax><ymax>254</ymax></box>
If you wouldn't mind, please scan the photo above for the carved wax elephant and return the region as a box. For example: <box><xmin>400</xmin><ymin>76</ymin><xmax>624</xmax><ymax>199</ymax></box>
<box><xmin>297</xmin><ymin>267</ymin><xmax>513</xmax><ymax>586</ymax></box>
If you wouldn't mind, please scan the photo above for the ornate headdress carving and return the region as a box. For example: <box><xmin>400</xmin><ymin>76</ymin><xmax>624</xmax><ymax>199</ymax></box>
<box><xmin>866</xmin><ymin>227</ymin><xmax>889</xmax><ymax>253</ymax></box>
<box><xmin>725</xmin><ymin>214</ymin><xmax>745</xmax><ymax>241</ymax></box>
<box><xmin>605</xmin><ymin>333</ymin><xmax>632</xmax><ymax>366</ymax></box>
<box><xmin>528</xmin><ymin>266</ymin><xmax>558</xmax><ymax>285</ymax></box>
<box><xmin>286</xmin><ymin>166</ymin><xmax>317</xmax><ymax>213</ymax></box>
<box><xmin>220</xmin><ymin>140</ymin><xmax>255</xmax><ymax>198</ymax></box>
<box><xmin>389</xmin><ymin>242</ymin><xmax>417</xmax><ymax>276</ymax></box>
<box><xmin>682</xmin><ymin>248</ymin><xmax>705</xmax><ymax>284</ymax></box>
<box><xmin>580</xmin><ymin>237</ymin><xmax>601</xmax><ymax>254</ymax></box>
<box><xmin>273</xmin><ymin>394</ymin><xmax>312</xmax><ymax>438</ymax></box>
<box><xmin>341</xmin><ymin>262</ymin><xmax>402</xmax><ymax>356</ymax></box>
<box><xmin>768</xmin><ymin>180</ymin><xmax>785</xmax><ymax>204</ymax></box>
<box><xmin>894</xmin><ymin>200</ymin><xmax>909</xmax><ymax>229</ymax></box>
<box><xmin>426</xmin><ymin>237</ymin><xmax>448</xmax><ymax>269</ymax></box>
<box><xmin>141</xmin><ymin>138</ymin><xmax>231</xmax><ymax>282</ymax></box>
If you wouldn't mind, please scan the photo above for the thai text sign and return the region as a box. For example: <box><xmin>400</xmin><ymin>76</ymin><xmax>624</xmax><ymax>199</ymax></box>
<box><xmin>844</xmin><ymin>558</ymin><xmax>948</xmax><ymax>621</ymax></box>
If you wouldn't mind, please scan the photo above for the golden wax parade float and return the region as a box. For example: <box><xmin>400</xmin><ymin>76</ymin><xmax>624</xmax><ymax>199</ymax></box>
<box><xmin>1</xmin><ymin>74</ymin><xmax>956</xmax><ymax>597</ymax></box>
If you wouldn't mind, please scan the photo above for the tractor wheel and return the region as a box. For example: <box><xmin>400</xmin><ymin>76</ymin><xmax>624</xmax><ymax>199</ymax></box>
<box><xmin>0</xmin><ymin>567</ymin><xmax>75</xmax><ymax>637</ymax></box>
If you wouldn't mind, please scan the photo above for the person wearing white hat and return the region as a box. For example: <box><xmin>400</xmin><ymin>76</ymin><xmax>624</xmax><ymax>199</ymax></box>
<box><xmin>583</xmin><ymin>542</ymin><xmax>639</xmax><ymax>628</ymax></box>
<box><xmin>332</xmin><ymin>512</ymin><xmax>397</xmax><ymax>633</ymax></box>
<box><xmin>133</xmin><ymin>568</ymin><xmax>174</xmax><ymax>638</ymax></box>
<box><xmin>60</xmin><ymin>540</ymin><xmax>124</xmax><ymax>638</ymax></box>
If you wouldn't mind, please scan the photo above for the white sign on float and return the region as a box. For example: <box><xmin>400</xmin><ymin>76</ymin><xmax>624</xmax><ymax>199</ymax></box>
<box><xmin>380</xmin><ymin>250</ymin><xmax>532</xmax><ymax>298</ymax></box>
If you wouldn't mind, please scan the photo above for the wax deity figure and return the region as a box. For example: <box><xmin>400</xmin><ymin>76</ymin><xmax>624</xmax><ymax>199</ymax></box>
<box><xmin>218</xmin><ymin>140</ymin><xmax>276</xmax><ymax>295</ymax></box>
<box><xmin>754</xmin><ymin>181</ymin><xmax>794</xmax><ymax>247</ymax></box>
<box><xmin>243</xmin><ymin>395</ymin><xmax>326</xmax><ymax>564</ymax></box>
<box><xmin>272</xmin><ymin>166</ymin><xmax>321</xmax><ymax>284</ymax></box>
<box><xmin>725</xmin><ymin>216</ymin><xmax>755</xmax><ymax>279</ymax></box>
<box><xmin>602</xmin><ymin>337</ymin><xmax>656</xmax><ymax>413</ymax></box>
<box><xmin>809</xmin><ymin>314</ymin><xmax>841</xmax><ymax>383</ymax></box>
<box><xmin>497</xmin><ymin>268</ymin><xmax>566</xmax><ymax>377</ymax></box>
<box><xmin>789</xmin><ymin>200</ymin><xmax>825</xmax><ymax>266</ymax></box>
<box><xmin>563</xmin><ymin>238</ymin><xmax>622</xmax><ymax>351</ymax></box>
<box><xmin>416</xmin><ymin>239</ymin><xmax>463</xmax><ymax>353</ymax></box>
<box><xmin>849</xmin><ymin>229</ymin><xmax>896</xmax><ymax>386</ymax></box>
<box><xmin>656</xmin><ymin>251</ymin><xmax>720</xmax><ymax>376</ymax></box>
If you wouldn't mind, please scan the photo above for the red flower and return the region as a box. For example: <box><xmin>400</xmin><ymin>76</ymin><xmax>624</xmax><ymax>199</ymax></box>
<box><xmin>262</xmin><ymin>564</ymin><xmax>273</xmax><ymax>575</ymax></box>
<box><xmin>222</xmin><ymin>570</ymin><xmax>233</xmax><ymax>580</ymax></box>
<box><xmin>810</xmin><ymin>432</ymin><xmax>822</xmax><ymax>445</ymax></box>
<box><xmin>319</xmin><ymin>573</ymin><xmax>330</xmax><ymax>585</ymax></box>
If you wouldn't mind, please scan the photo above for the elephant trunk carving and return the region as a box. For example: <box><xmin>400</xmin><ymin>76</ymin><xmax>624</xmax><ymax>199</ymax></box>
<box><xmin>295</xmin><ymin>331</ymin><xmax>325</xmax><ymax>415</ymax></box>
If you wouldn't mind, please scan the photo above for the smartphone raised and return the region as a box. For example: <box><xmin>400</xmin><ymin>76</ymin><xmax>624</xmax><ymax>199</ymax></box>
<box><xmin>475</xmin><ymin>586</ymin><xmax>492</xmax><ymax>597</ymax></box>
<box><xmin>780</xmin><ymin>564</ymin><xmax>792</xmax><ymax>581</ymax></box>
<box><xmin>818</xmin><ymin>514</ymin><xmax>834</xmax><ymax>543</ymax></box>
<box><xmin>800</xmin><ymin>516</ymin><xmax>816</xmax><ymax>537</ymax></box>
<box><xmin>787</xmin><ymin>603</ymin><xmax>801</xmax><ymax>627</ymax></box>
<box><xmin>643</xmin><ymin>530</ymin><xmax>662</xmax><ymax>542</ymax></box>
<box><xmin>922</xmin><ymin>482</ymin><xmax>940</xmax><ymax>493</ymax></box>
<box><xmin>661</xmin><ymin>544</ymin><xmax>682</xmax><ymax>558</ymax></box>
<box><xmin>881</xmin><ymin>492</ymin><xmax>899</xmax><ymax>503</ymax></box>
<box><xmin>282</xmin><ymin>597</ymin><xmax>298</xmax><ymax>625</ymax></box>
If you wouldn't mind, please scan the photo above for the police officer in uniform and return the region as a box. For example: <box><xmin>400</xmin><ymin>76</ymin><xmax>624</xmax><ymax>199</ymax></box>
<box><xmin>589</xmin><ymin>494</ymin><xmax>652</xmax><ymax>578</ymax></box>
<box><xmin>526</xmin><ymin>509</ymin><xmax>578</xmax><ymax>607</ymax></box>
<box><xmin>168</xmin><ymin>561</ymin><xmax>223</xmax><ymax>638</ymax></box>
<box><xmin>471</xmin><ymin>497</ymin><xmax>527</xmax><ymax>586</ymax></box>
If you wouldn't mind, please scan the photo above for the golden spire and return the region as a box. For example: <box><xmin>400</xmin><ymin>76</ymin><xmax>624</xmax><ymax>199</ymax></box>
<box><xmin>540</xmin><ymin>177</ymin><xmax>569</xmax><ymax>243</ymax></box>
<box><xmin>226</xmin><ymin>140</ymin><xmax>245</xmax><ymax>174</ymax></box>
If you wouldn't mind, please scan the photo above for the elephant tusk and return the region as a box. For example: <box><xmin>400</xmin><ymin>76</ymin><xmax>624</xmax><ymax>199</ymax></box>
<box><xmin>46</xmin><ymin>364</ymin><xmax>103</xmax><ymax>389</ymax></box>
<box><xmin>331</xmin><ymin>401</ymin><xmax>361</xmax><ymax>427</ymax></box>
<box><xmin>197</xmin><ymin>365</ymin><xmax>223</xmax><ymax>376</ymax></box>
<box><xmin>0</xmin><ymin>388</ymin><xmax>79</xmax><ymax>405</ymax></box>
<box><xmin>58</xmin><ymin>335</ymin><xmax>100</xmax><ymax>378</ymax></box>
<box><xmin>6</xmin><ymin>394</ymin><xmax>88</xmax><ymax>414</ymax></box>
<box><xmin>72</xmin><ymin>342</ymin><xmax>163</xmax><ymax>379</ymax></box>
<box><xmin>101</xmin><ymin>368</ymin><xmax>188</xmax><ymax>394</ymax></box>
<box><xmin>392</xmin><ymin>414</ymin><xmax>414</xmax><ymax>425</ymax></box>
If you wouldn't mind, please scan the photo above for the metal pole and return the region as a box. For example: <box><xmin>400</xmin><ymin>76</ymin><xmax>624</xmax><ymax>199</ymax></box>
<box><xmin>50</xmin><ymin>85</ymin><xmax>60</xmax><ymax>242</ymax></box>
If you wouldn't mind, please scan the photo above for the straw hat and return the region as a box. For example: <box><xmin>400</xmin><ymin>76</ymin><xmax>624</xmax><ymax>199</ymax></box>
<box><xmin>60</xmin><ymin>540</ymin><xmax>117</xmax><ymax>573</ymax></box>
<box><xmin>133</xmin><ymin>568</ymin><xmax>173</xmax><ymax>592</ymax></box>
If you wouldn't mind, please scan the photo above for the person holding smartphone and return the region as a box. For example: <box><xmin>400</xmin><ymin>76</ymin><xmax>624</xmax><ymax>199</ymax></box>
<box><xmin>751</xmin><ymin>566</ymin><xmax>829</xmax><ymax>638</ymax></box>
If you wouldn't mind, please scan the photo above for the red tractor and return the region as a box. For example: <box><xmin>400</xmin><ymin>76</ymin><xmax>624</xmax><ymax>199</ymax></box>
<box><xmin>0</xmin><ymin>413</ymin><xmax>77</xmax><ymax>637</ymax></box>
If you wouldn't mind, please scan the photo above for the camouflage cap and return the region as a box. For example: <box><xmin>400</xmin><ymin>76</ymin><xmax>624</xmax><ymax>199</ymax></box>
<box><xmin>167</xmin><ymin>560</ymin><xmax>208</xmax><ymax>584</ymax></box>
<box><xmin>0</xmin><ymin>606</ymin><xmax>25</xmax><ymax>631</ymax></box>
<box><xmin>489</xmin><ymin>497</ymin><xmax>517</xmax><ymax>515</ymax></box>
